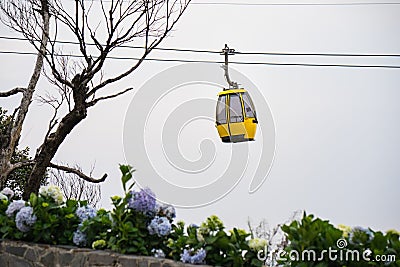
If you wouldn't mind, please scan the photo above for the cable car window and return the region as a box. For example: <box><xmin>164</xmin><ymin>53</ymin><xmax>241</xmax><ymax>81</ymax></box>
<box><xmin>216</xmin><ymin>95</ymin><xmax>227</xmax><ymax>124</ymax></box>
<box><xmin>242</xmin><ymin>92</ymin><xmax>256</xmax><ymax>118</ymax></box>
<box><xmin>229</xmin><ymin>94</ymin><xmax>244</xmax><ymax>123</ymax></box>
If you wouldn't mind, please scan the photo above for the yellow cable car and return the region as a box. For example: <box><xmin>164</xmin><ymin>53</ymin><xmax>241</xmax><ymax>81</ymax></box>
<box><xmin>216</xmin><ymin>88</ymin><xmax>258</xmax><ymax>143</ymax></box>
<box><xmin>215</xmin><ymin>44</ymin><xmax>258</xmax><ymax>143</ymax></box>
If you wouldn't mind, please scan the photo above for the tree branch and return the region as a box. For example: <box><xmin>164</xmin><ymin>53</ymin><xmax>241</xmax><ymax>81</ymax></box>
<box><xmin>49</xmin><ymin>162</ymin><xmax>107</xmax><ymax>183</ymax></box>
<box><xmin>86</xmin><ymin>87</ymin><xmax>133</xmax><ymax>107</ymax></box>
<box><xmin>8</xmin><ymin>160</ymin><xmax>35</xmax><ymax>174</ymax></box>
<box><xmin>0</xmin><ymin>87</ymin><xmax>26</xmax><ymax>97</ymax></box>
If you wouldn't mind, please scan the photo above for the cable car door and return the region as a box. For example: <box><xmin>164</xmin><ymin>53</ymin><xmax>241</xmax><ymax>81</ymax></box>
<box><xmin>228</xmin><ymin>94</ymin><xmax>246</xmax><ymax>141</ymax></box>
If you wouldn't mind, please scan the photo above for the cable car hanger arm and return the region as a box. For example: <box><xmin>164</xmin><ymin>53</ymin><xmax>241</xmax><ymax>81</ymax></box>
<box><xmin>221</xmin><ymin>44</ymin><xmax>239</xmax><ymax>89</ymax></box>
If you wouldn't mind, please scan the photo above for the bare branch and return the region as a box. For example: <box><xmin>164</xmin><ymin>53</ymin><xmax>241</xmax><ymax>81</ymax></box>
<box><xmin>1</xmin><ymin>0</ymin><xmax>191</xmax><ymax>198</ymax></box>
<box><xmin>0</xmin><ymin>87</ymin><xmax>26</xmax><ymax>97</ymax></box>
<box><xmin>48</xmin><ymin>162</ymin><xmax>101</xmax><ymax>207</ymax></box>
<box><xmin>49</xmin><ymin>162</ymin><xmax>107</xmax><ymax>183</ymax></box>
<box><xmin>86</xmin><ymin>87</ymin><xmax>133</xmax><ymax>107</ymax></box>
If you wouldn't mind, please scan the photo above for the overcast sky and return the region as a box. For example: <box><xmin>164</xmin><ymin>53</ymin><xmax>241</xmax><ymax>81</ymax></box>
<box><xmin>1</xmin><ymin>0</ymin><xmax>399</xmax><ymax>232</ymax></box>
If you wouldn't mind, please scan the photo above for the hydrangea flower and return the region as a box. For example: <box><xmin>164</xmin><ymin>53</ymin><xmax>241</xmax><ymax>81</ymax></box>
<box><xmin>199</xmin><ymin>215</ymin><xmax>224</xmax><ymax>235</ymax></box>
<box><xmin>15</xmin><ymin>206</ymin><xmax>37</xmax><ymax>232</ymax></box>
<box><xmin>196</xmin><ymin>232</ymin><xmax>205</xmax><ymax>243</ymax></box>
<box><xmin>128</xmin><ymin>187</ymin><xmax>156</xmax><ymax>215</ymax></box>
<box><xmin>180</xmin><ymin>248</ymin><xmax>206</xmax><ymax>264</ymax></box>
<box><xmin>156</xmin><ymin>203</ymin><xmax>176</xmax><ymax>220</ymax></box>
<box><xmin>76</xmin><ymin>205</ymin><xmax>97</xmax><ymax>222</ymax></box>
<box><xmin>337</xmin><ymin>224</ymin><xmax>352</xmax><ymax>238</ymax></box>
<box><xmin>0</xmin><ymin>192</ymin><xmax>7</xmax><ymax>201</ymax></box>
<box><xmin>148</xmin><ymin>216</ymin><xmax>172</xmax><ymax>237</ymax></box>
<box><xmin>349</xmin><ymin>226</ymin><xmax>374</xmax><ymax>244</ymax></box>
<box><xmin>1</xmin><ymin>187</ymin><xmax>14</xmax><ymax>199</ymax></box>
<box><xmin>6</xmin><ymin>200</ymin><xmax>26</xmax><ymax>217</ymax></box>
<box><xmin>386</xmin><ymin>229</ymin><xmax>400</xmax><ymax>236</ymax></box>
<box><xmin>73</xmin><ymin>229</ymin><xmax>87</xmax><ymax>246</ymax></box>
<box><xmin>92</xmin><ymin>239</ymin><xmax>107</xmax><ymax>250</ymax></box>
<box><xmin>39</xmin><ymin>185</ymin><xmax>64</xmax><ymax>205</ymax></box>
<box><xmin>248</xmin><ymin>238</ymin><xmax>268</xmax><ymax>251</ymax></box>
<box><xmin>151</xmin><ymin>248</ymin><xmax>166</xmax><ymax>258</ymax></box>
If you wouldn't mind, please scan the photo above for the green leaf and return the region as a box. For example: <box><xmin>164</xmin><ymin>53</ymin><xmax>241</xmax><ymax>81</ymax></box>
<box><xmin>120</xmin><ymin>165</ymin><xmax>135</xmax><ymax>192</ymax></box>
<box><xmin>29</xmin><ymin>193</ymin><xmax>37</xmax><ymax>207</ymax></box>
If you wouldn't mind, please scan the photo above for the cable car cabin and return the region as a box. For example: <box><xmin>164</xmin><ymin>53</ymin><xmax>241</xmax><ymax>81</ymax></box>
<box><xmin>215</xmin><ymin>89</ymin><xmax>258</xmax><ymax>143</ymax></box>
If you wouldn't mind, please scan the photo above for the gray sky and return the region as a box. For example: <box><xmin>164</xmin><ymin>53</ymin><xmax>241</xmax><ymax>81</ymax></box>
<box><xmin>1</xmin><ymin>0</ymin><xmax>399</xmax><ymax>231</ymax></box>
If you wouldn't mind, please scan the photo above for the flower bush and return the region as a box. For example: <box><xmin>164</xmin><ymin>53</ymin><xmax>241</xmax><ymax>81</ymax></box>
<box><xmin>167</xmin><ymin>216</ymin><xmax>264</xmax><ymax>266</ymax></box>
<box><xmin>0</xmin><ymin>167</ymin><xmax>398</xmax><ymax>267</ymax></box>
<box><xmin>280</xmin><ymin>212</ymin><xmax>400</xmax><ymax>267</ymax></box>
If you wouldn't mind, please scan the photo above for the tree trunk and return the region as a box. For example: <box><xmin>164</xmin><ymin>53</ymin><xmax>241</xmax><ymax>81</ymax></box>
<box><xmin>23</xmin><ymin>99</ymin><xmax>87</xmax><ymax>199</ymax></box>
<box><xmin>0</xmin><ymin>150</ymin><xmax>12</xmax><ymax>188</ymax></box>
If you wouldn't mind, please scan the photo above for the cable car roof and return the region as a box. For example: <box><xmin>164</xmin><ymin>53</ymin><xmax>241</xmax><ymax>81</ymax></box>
<box><xmin>218</xmin><ymin>88</ymin><xmax>247</xmax><ymax>96</ymax></box>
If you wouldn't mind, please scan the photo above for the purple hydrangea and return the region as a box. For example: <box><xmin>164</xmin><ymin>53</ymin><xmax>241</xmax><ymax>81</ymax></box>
<box><xmin>15</xmin><ymin>206</ymin><xmax>37</xmax><ymax>232</ymax></box>
<box><xmin>148</xmin><ymin>216</ymin><xmax>172</xmax><ymax>237</ymax></box>
<box><xmin>73</xmin><ymin>229</ymin><xmax>87</xmax><ymax>246</ymax></box>
<box><xmin>180</xmin><ymin>248</ymin><xmax>206</xmax><ymax>264</ymax></box>
<box><xmin>156</xmin><ymin>203</ymin><xmax>176</xmax><ymax>220</ymax></box>
<box><xmin>76</xmin><ymin>205</ymin><xmax>97</xmax><ymax>222</ymax></box>
<box><xmin>6</xmin><ymin>200</ymin><xmax>26</xmax><ymax>217</ymax></box>
<box><xmin>128</xmin><ymin>187</ymin><xmax>156</xmax><ymax>215</ymax></box>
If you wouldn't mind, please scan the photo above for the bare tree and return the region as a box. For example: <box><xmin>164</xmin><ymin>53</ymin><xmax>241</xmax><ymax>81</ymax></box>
<box><xmin>0</xmin><ymin>0</ymin><xmax>50</xmax><ymax>192</ymax></box>
<box><xmin>0</xmin><ymin>0</ymin><xmax>191</xmax><ymax>199</ymax></box>
<box><xmin>48</xmin><ymin>163</ymin><xmax>101</xmax><ymax>207</ymax></box>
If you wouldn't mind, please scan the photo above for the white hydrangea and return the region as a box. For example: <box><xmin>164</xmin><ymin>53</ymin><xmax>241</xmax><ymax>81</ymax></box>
<box><xmin>337</xmin><ymin>224</ymin><xmax>352</xmax><ymax>238</ymax></box>
<box><xmin>196</xmin><ymin>232</ymin><xmax>205</xmax><ymax>243</ymax></box>
<box><xmin>0</xmin><ymin>192</ymin><xmax>8</xmax><ymax>201</ymax></box>
<box><xmin>39</xmin><ymin>185</ymin><xmax>64</xmax><ymax>205</ymax></box>
<box><xmin>1</xmin><ymin>187</ymin><xmax>14</xmax><ymax>199</ymax></box>
<box><xmin>248</xmin><ymin>238</ymin><xmax>268</xmax><ymax>251</ymax></box>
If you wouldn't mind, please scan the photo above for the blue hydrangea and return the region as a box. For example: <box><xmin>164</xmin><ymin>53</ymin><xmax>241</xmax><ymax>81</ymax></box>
<box><xmin>156</xmin><ymin>203</ymin><xmax>176</xmax><ymax>220</ymax></box>
<box><xmin>73</xmin><ymin>229</ymin><xmax>87</xmax><ymax>246</ymax></box>
<box><xmin>147</xmin><ymin>216</ymin><xmax>172</xmax><ymax>237</ymax></box>
<box><xmin>180</xmin><ymin>248</ymin><xmax>206</xmax><ymax>264</ymax></box>
<box><xmin>76</xmin><ymin>205</ymin><xmax>97</xmax><ymax>222</ymax></box>
<box><xmin>128</xmin><ymin>187</ymin><xmax>156</xmax><ymax>215</ymax></box>
<box><xmin>6</xmin><ymin>200</ymin><xmax>26</xmax><ymax>217</ymax></box>
<box><xmin>15</xmin><ymin>206</ymin><xmax>36</xmax><ymax>232</ymax></box>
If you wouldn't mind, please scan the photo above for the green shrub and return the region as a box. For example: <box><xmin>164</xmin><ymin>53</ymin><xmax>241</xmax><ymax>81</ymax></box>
<box><xmin>167</xmin><ymin>215</ymin><xmax>264</xmax><ymax>266</ymax></box>
<box><xmin>281</xmin><ymin>212</ymin><xmax>400</xmax><ymax>267</ymax></box>
<box><xmin>1</xmin><ymin>168</ymin><xmax>398</xmax><ymax>267</ymax></box>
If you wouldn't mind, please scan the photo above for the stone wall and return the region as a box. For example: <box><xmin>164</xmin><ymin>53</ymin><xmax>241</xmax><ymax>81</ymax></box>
<box><xmin>0</xmin><ymin>240</ymin><xmax>211</xmax><ymax>267</ymax></box>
